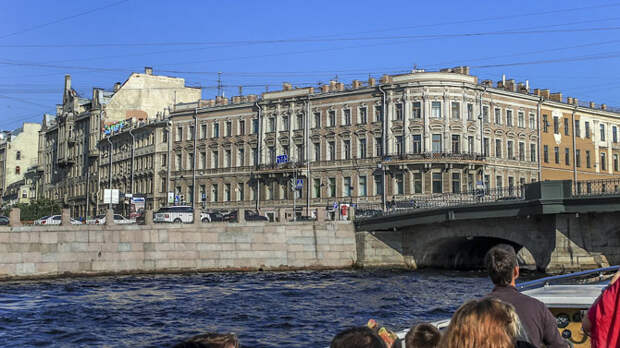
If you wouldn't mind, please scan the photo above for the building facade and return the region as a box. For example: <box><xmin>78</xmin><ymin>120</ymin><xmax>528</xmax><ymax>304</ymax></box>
<box><xmin>165</xmin><ymin>67</ymin><xmax>620</xmax><ymax>218</ymax></box>
<box><xmin>0</xmin><ymin>123</ymin><xmax>42</xmax><ymax>205</ymax></box>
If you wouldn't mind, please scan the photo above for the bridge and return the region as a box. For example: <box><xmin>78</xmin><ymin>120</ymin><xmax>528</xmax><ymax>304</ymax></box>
<box><xmin>354</xmin><ymin>180</ymin><xmax>620</xmax><ymax>273</ymax></box>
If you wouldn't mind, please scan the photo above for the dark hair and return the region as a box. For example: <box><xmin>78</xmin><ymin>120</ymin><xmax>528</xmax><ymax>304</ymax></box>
<box><xmin>331</xmin><ymin>327</ymin><xmax>387</xmax><ymax>348</ymax></box>
<box><xmin>484</xmin><ymin>244</ymin><xmax>518</xmax><ymax>286</ymax></box>
<box><xmin>404</xmin><ymin>323</ymin><xmax>440</xmax><ymax>348</ymax></box>
<box><xmin>172</xmin><ymin>333</ymin><xmax>239</xmax><ymax>348</ymax></box>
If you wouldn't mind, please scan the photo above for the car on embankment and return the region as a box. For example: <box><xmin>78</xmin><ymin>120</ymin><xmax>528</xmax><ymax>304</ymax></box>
<box><xmin>86</xmin><ymin>214</ymin><xmax>136</xmax><ymax>225</ymax></box>
<box><xmin>153</xmin><ymin>206</ymin><xmax>208</xmax><ymax>223</ymax></box>
<box><xmin>34</xmin><ymin>215</ymin><xmax>82</xmax><ymax>225</ymax></box>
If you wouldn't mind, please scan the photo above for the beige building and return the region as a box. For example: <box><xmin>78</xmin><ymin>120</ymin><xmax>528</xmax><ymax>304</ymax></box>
<box><xmin>39</xmin><ymin>67</ymin><xmax>201</xmax><ymax>217</ymax></box>
<box><xmin>166</xmin><ymin>67</ymin><xmax>620</xmax><ymax>218</ymax></box>
<box><xmin>0</xmin><ymin>122</ymin><xmax>42</xmax><ymax>205</ymax></box>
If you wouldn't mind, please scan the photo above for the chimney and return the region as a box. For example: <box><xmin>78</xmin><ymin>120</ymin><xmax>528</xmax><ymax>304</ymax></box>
<box><xmin>215</xmin><ymin>96</ymin><xmax>222</xmax><ymax>104</ymax></box>
<box><xmin>481</xmin><ymin>80</ymin><xmax>493</xmax><ymax>87</ymax></box>
<box><xmin>380</xmin><ymin>74</ymin><xmax>392</xmax><ymax>84</ymax></box>
<box><xmin>329</xmin><ymin>80</ymin><xmax>337</xmax><ymax>91</ymax></box>
<box><xmin>573</xmin><ymin>98</ymin><xmax>578</xmax><ymax>106</ymax></box>
<box><xmin>497</xmin><ymin>80</ymin><xmax>504</xmax><ymax>89</ymax></box>
<box><xmin>602</xmin><ymin>104</ymin><xmax>608</xmax><ymax>110</ymax></box>
<box><xmin>352</xmin><ymin>80</ymin><xmax>362</xmax><ymax>89</ymax></box>
<box><xmin>462</xmin><ymin>66</ymin><xmax>470</xmax><ymax>75</ymax></box>
<box><xmin>440</xmin><ymin>68</ymin><xmax>452</xmax><ymax>72</ymax></box>
<box><xmin>517</xmin><ymin>82</ymin><xmax>525</xmax><ymax>93</ymax></box>
<box><xmin>589</xmin><ymin>102</ymin><xmax>596</xmax><ymax>108</ymax></box>
<box><xmin>533</xmin><ymin>89</ymin><xmax>541</xmax><ymax>96</ymax></box>
<box><xmin>566</xmin><ymin>97</ymin><xmax>573</xmax><ymax>105</ymax></box>
<box><xmin>321</xmin><ymin>85</ymin><xmax>329</xmax><ymax>93</ymax></box>
<box><xmin>114</xmin><ymin>82</ymin><xmax>121</xmax><ymax>92</ymax></box>
<box><xmin>221</xmin><ymin>97</ymin><xmax>229</xmax><ymax>105</ymax></box>
<box><xmin>502</xmin><ymin>74</ymin><xmax>506</xmax><ymax>86</ymax></box>
<box><xmin>541</xmin><ymin>89</ymin><xmax>550</xmax><ymax>99</ymax></box>
<box><xmin>550</xmin><ymin>92</ymin><xmax>562</xmax><ymax>102</ymax></box>
<box><xmin>525</xmin><ymin>80</ymin><xmax>529</xmax><ymax>91</ymax></box>
<box><xmin>232</xmin><ymin>96</ymin><xmax>241</xmax><ymax>104</ymax></box>
<box><xmin>144</xmin><ymin>67</ymin><xmax>153</xmax><ymax>75</ymax></box>
<box><xmin>92</xmin><ymin>88</ymin><xmax>101</xmax><ymax>108</ymax></box>
<box><xmin>64</xmin><ymin>74</ymin><xmax>71</xmax><ymax>91</ymax></box>
<box><xmin>246</xmin><ymin>94</ymin><xmax>258</xmax><ymax>103</ymax></box>
<box><xmin>368</xmin><ymin>77</ymin><xmax>376</xmax><ymax>87</ymax></box>
<box><xmin>282</xmin><ymin>82</ymin><xmax>292</xmax><ymax>91</ymax></box>
<box><xmin>336</xmin><ymin>82</ymin><xmax>345</xmax><ymax>91</ymax></box>
<box><xmin>505</xmin><ymin>79</ymin><xmax>516</xmax><ymax>92</ymax></box>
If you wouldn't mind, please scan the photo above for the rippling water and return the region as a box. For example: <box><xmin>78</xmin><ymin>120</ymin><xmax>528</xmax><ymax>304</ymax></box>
<box><xmin>0</xmin><ymin>269</ymin><xmax>499</xmax><ymax>347</ymax></box>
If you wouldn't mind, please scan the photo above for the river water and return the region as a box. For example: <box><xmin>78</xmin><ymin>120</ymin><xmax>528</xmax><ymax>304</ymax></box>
<box><xmin>0</xmin><ymin>269</ymin><xmax>502</xmax><ymax>347</ymax></box>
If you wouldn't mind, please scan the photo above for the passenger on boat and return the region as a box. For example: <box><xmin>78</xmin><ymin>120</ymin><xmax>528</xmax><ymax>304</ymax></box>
<box><xmin>171</xmin><ymin>332</ymin><xmax>240</xmax><ymax>348</ymax></box>
<box><xmin>582</xmin><ymin>268</ymin><xmax>620</xmax><ymax>348</ymax></box>
<box><xmin>484</xmin><ymin>245</ymin><xmax>567</xmax><ymax>348</ymax></box>
<box><xmin>404</xmin><ymin>323</ymin><xmax>440</xmax><ymax>348</ymax></box>
<box><xmin>330</xmin><ymin>326</ymin><xmax>387</xmax><ymax>348</ymax></box>
<box><xmin>439</xmin><ymin>297</ymin><xmax>531</xmax><ymax>348</ymax></box>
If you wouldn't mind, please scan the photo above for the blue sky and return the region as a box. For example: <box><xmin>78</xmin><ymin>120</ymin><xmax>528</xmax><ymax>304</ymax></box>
<box><xmin>1</xmin><ymin>0</ymin><xmax>620</xmax><ymax>130</ymax></box>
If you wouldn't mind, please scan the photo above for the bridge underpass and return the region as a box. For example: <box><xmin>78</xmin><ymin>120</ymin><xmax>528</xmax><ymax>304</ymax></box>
<box><xmin>355</xmin><ymin>180</ymin><xmax>620</xmax><ymax>273</ymax></box>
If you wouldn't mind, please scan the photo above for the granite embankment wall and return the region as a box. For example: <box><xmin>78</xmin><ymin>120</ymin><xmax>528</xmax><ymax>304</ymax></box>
<box><xmin>0</xmin><ymin>221</ymin><xmax>356</xmax><ymax>279</ymax></box>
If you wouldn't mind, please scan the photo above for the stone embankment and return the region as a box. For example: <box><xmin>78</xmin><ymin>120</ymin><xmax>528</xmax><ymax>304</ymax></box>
<box><xmin>0</xmin><ymin>209</ymin><xmax>356</xmax><ymax>280</ymax></box>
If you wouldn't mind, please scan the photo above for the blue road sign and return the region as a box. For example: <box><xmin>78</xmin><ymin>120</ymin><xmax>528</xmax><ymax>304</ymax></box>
<box><xmin>276</xmin><ymin>154</ymin><xmax>288</xmax><ymax>164</ymax></box>
<box><xmin>295</xmin><ymin>178</ymin><xmax>303</xmax><ymax>190</ymax></box>
<box><xmin>175</xmin><ymin>195</ymin><xmax>180</xmax><ymax>203</ymax></box>
<box><xmin>333</xmin><ymin>202</ymin><xmax>338</xmax><ymax>209</ymax></box>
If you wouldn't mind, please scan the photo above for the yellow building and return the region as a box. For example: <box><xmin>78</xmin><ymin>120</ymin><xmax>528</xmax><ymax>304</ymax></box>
<box><xmin>0</xmin><ymin>123</ymin><xmax>42</xmax><ymax>206</ymax></box>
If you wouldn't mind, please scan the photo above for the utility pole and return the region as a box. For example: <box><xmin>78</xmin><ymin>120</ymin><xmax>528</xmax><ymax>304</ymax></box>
<box><xmin>217</xmin><ymin>72</ymin><xmax>223</xmax><ymax>97</ymax></box>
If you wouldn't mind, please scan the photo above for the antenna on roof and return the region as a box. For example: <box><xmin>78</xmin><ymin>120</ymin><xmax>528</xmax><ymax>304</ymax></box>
<box><xmin>217</xmin><ymin>72</ymin><xmax>223</xmax><ymax>97</ymax></box>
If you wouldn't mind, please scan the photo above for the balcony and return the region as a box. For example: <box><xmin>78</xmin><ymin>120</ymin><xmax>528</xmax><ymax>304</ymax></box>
<box><xmin>383</xmin><ymin>152</ymin><xmax>486</xmax><ymax>165</ymax></box>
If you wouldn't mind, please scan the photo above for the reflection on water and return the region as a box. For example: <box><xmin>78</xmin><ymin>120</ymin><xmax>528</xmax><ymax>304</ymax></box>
<box><xmin>0</xmin><ymin>269</ymin><xmax>495</xmax><ymax>347</ymax></box>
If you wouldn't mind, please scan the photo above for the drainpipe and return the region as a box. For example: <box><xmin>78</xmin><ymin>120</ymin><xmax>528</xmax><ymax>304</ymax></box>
<box><xmin>255</xmin><ymin>101</ymin><xmax>262</xmax><ymax>210</ymax></box>
<box><xmin>306</xmin><ymin>95</ymin><xmax>311</xmax><ymax>216</ymax></box>
<box><xmin>192</xmin><ymin>107</ymin><xmax>198</xmax><ymax>209</ymax></box>
<box><xmin>167</xmin><ymin>120</ymin><xmax>172</xmax><ymax>207</ymax></box>
<box><xmin>537</xmin><ymin>97</ymin><xmax>543</xmax><ymax>182</ymax></box>
<box><xmin>571</xmin><ymin>105</ymin><xmax>578</xmax><ymax>184</ymax></box>
<box><xmin>106</xmin><ymin>136</ymin><xmax>113</xmax><ymax>210</ymax></box>
<box><xmin>378</xmin><ymin>85</ymin><xmax>387</xmax><ymax>212</ymax></box>
<box><xmin>479</xmin><ymin>87</ymin><xmax>486</xmax><ymax>188</ymax></box>
<box><xmin>129</xmin><ymin>128</ymin><xmax>136</xmax><ymax>200</ymax></box>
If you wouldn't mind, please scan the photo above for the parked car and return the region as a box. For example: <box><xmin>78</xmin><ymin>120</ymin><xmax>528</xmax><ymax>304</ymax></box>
<box><xmin>224</xmin><ymin>210</ymin><xmax>268</xmax><ymax>222</ymax></box>
<box><xmin>201</xmin><ymin>212</ymin><xmax>225</xmax><ymax>223</ymax></box>
<box><xmin>34</xmin><ymin>215</ymin><xmax>81</xmax><ymax>225</ymax></box>
<box><xmin>0</xmin><ymin>216</ymin><xmax>8</xmax><ymax>225</ymax></box>
<box><xmin>86</xmin><ymin>214</ymin><xmax>136</xmax><ymax>225</ymax></box>
<box><xmin>153</xmin><ymin>206</ymin><xmax>208</xmax><ymax>223</ymax></box>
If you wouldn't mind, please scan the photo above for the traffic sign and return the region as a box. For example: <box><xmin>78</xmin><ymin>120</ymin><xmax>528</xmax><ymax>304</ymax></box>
<box><xmin>295</xmin><ymin>178</ymin><xmax>303</xmax><ymax>190</ymax></box>
<box><xmin>276</xmin><ymin>154</ymin><xmax>288</xmax><ymax>164</ymax></box>
<box><xmin>333</xmin><ymin>202</ymin><xmax>338</xmax><ymax>209</ymax></box>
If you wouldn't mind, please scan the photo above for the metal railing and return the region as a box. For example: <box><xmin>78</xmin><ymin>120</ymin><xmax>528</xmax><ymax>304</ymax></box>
<box><xmin>571</xmin><ymin>179</ymin><xmax>620</xmax><ymax>197</ymax></box>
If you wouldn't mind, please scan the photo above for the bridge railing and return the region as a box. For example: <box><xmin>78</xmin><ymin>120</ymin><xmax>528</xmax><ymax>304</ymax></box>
<box><xmin>355</xmin><ymin>185</ymin><xmax>525</xmax><ymax>219</ymax></box>
<box><xmin>571</xmin><ymin>179</ymin><xmax>620</xmax><ymax>197</ymax></box>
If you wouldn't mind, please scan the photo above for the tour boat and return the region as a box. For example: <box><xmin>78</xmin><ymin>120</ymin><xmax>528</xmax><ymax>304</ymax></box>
<box><xmin>396</xmin><ymin>266</ymin><xmax>619</xmax><ymax>348</ymax></box>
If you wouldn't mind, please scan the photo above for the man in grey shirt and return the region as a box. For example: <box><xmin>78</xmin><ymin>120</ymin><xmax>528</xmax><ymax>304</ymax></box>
<box><xmin>485</xmin><ymin>245</ymin><xmax>567</xmax><ymax>348</ymax></box>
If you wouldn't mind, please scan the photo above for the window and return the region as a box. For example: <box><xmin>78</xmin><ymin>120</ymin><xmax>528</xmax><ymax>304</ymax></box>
<box><xmin>530</xmin><ymin>143</ymin><xmax>536</xmax><ymax>162</ymax></box>
<box><xmin>343</xmin><ymin>140</ymin><xmax>351</xmax><ymax>159</ymax></box>
<box><xmin>467</xmin><ymin>136</ymin><xmax>474</xmax><ymax>154</ymax></box>
<box><xmin>506</xmin><ymin>110</ymin><xmax>513</xmax><ymax>127</ymax></box>
<box><xmin>375</xmin><ymin>137</ymin><xmax>383</xmax><ymax>157</ymax></box>
<box><xmin>574</xmin><ymin>120</ymin><xmax>580</xmax><ymax>137</ymax></box>
<box><xmin>238</xmin><ymin>183</ymin><xmax>244</xmax><ymax>201</ymax></box>
<box><xmin>359</xmin><ymin>107</ymin><xmax>367</xmax><ymax>124</ymax></box>
<box><xmin>296</xmin><ymin>114</ymin><xmax>304</xmax><ymax>130</ymax></box>
<box><xmin>495</xmin><ymin>139</ymin><xmax>502</xmax><ymax>158</ymax></box>
<box><xmin>296</xmin><ymin>144</ymin><xmax>304</xmax><ymax>162</ymax></box>
<box><xmin>226</xmin><ymin>121</ymin><xmax>232</xmax><ymax>137</ymax></box>
<box><xmin>211</xmin><ymin>184</ymin><xmax>218</xmax><ymax>202</ymax></box>
<box><xmin>452</xmin><ymin>172</ymin><xmax>461</xmax><ymax>193</ymax></box>
<box><xmin>553</xmin><ymin>116</ymin><xmax>559</xmax><ymax>134</ymax></box>
<box><xmin>601</xmin><ymin>152</ymin><xmax>607</xmax><ymax>171</ymax></box>
<box><xmin>313</xmin><ymin>178</ymin><xmax>321</xmax><ymax>198</ymax></box>
<box><xmin>529</xmin><ymin>114</ymin><xmax>536</xmax><ymax>129</ymax></box>
<box><xmin>252</xmin><ymin>119</ymin><xmax>259</xmax><ymax>134</ymax></box>
<box><xmin>395</xmin><ymin>136</ymin><xmax>403</xmax><ymax>155</ymax></box>
<box><xmin>576</xmin><ymin>149</ymin><xmax>581</xmax><ymax>167</ymax></box>
<box><xmin>200</xmin><ymin>124</ymin><xmax>207</xmax><ymax>139</ymax></box>
<box><xmin>163</xmin><ymin>130</ymin><xmax>168</xmax><ymax>143</ymax></box>
<box><xmin>395</xmin><ymin>174</ymin><xmax>404</xmax><ymax>195</ymax></box>
<box><xmin>432</xmin><ymin>172</ymin><xmax>442</xmax><ymax>193</ymax></box>
<box><xmin>507</xmin><ymin>141</ymin><xmax>514</xmax><ymax>159</ymax></box>
<box><xmin>410</xmin><ymin>172</ymin><xmax>421</xmax><ymax>193</ymax></box>
<box><xmin>176</xmin><ymin>126</ymin><xmax>183</xmax><ymax>141</ymax></box>
<box><xmin>268</xmin><ymin>117</ymin><xmax>275</xmax><ymax>132</ymax></box>
<box><xmin>374</xmin><ymin>105</ymin><xmax>383</xmax><ymax>122</ymax></box>
<box><xmin>213</xmin><ymin>123</ymin><xmax>220</xmax><ymax>138</ymax></box>
<box><xmin>239</xmin><ymin>120</ymin><xmax>245</xmax><ymax>135</ymax></box>
<box><xmin>328</xmin><ymin>141</ymin><xmax>335</xmax><ymax>160</ymax></box>
<box><xmin>224</xmin><ymin>183</ymin><xmax>231</xmax><ymax>201</ymax></box>
<box><xmin>359</xmin><ymin>138</ymin><xmax>367</xmax><ymax>158</ymax></box>
<box><xmin>451</xmin><ymin>135</ymin><xmax>460</xmax><ymax>154</ymax></box>
<box><xmin>328</xmin><ymin>178</ymin><xmax>336</xmax><ymax>197</ymax></box>
<box><xmin>282</xmin><ymin>116</ymin><xmax>289</xmax><ymax>131</ymax></box>
<box><xmin>585</xmin><ymin>122</ymin><xmax>591</xmax><ymax>138</ymax></box>
<box><xmin>188</xmin><ymin>153</ymin><xmax>194</xmax><ymax>170</ymax></box>
<box><xmin>374</xmin><ymin>175</ymin><xmax>383</xmax><ymax>195</ymax></box>
<box><xmin>212</xmin><ymin>150</ymin><xmax>219</xmax><ymax>168</ymax></box>
<box><xmin>543</xmin><ymin>115</ymin><xmax>548</xmax><ymax>133</ymax></box>
<box><xmin>395</xmin><ymin>104</ymin><xmax>403</xmax><ymax>121</ymax></box>
<box><xmin>543</xmin><ymin>145</ymin><xmax>549</xmax><ymax>163</ymax></box>
<box><xmin>614</xmin><ymin>126</ymin><xmax>618</xmax><ymax>143</ymax></box>
<box><xmin>267</xmin><ymin>146</ymin><xmax>275</xmax><ymax>165</ymax></box>
<box><xmin>483</xmin><ymin>138</ymin><xmax>489</xmax><ymax>157</ymax></box>
<box><xmin>518</xmin><ymin>112</ymin><xmax>525</xmax><ymax>128</ymax></box>
<box><xmin>564</xmin><ymin>118</ymin><xmax>569</xmax><ymax>136</ymax></box>
<box><xmin>225</xmin><ymin>150</ymin><xmax>231</xmax><ymax>167</ymax></box>
<box><xmin>412</xmin><ymin>135</ymin><xmax>422</xmax><ymax>154</ymax></box>
<box><xmin>412</xmin><ymin>102</ymin><xmax>421</xmax><ymax>118</ymax></box>
<box><xmin>15</xmin><ymin>166</ymin><xmax>20</xmax><ymax>175</ymax></box>
<box><xmin>329</xmin><ymin>110</ymin><xmax>336</xmax><ymax>127</ymax></box>
<box><xmin>431</xmin><ymin>101</ymin><xmax>441</xmax><ymax>118</ymax></box>
<box><xmin>359</xmin><ymin>176</ymin><xmax>367</xmax><ymax>196</ymax></box>
<box><xmin>554</xmin><ymin>146</ymin><xmax>559</xmax><ymax>164</ymax></box>
<box><xmin>432</xmin><ymin>134</ymin><xmax>442</xmax><ymax>153</ymax></box>
<box><xmin>313</xmin><ymin>112</ymin><xmax>321</xmax><ymax>128</ymax></box>
<box><xmin>161</xmin><ymin>154</ymin><xmax>167</xmax><ymax>167</ymax></box>
<box><xmin>344</xmin><ymin>109</ymin><xmax>351</xmax><ymax>125</ymax></box>
<box><xmin>314</xmin><ymin>143</ymin><xmax>320</xmax><ymax>161</ymax></box>
<box><xmin>344</xmin><ymin>177</ymin><xmax>352</xmax><ymax>197</ymax></box>
<box><xmin>451</xmin><ymin>102</ymin><xmax>460</xmax><ymax>120</ymax></box>
<box><xmin>252</xmin><ymin>147</ymin><xmax>258</xmax><ymax>165</ymax></box>
<box><xmin>16</xmin><ymin>151</ymin><xmax>21</xmax><ymax>160</ymax></box>
<box><xmin>586</xmin><ymin>150</ymin><xmax>591</xmax><ymax>168</ymax></box>
<box><xmin>601</xmin><ymin>124</ymin><xmax>606</xmax><ymax>142</ymax></box>
<box><xmin>614</xmin><ymin>154</ymin><xmax>619</xmax><ymax>171</ymax></box>
<box><xmin>494</xmin><ymin>108</ymin><xmax>501</xmax><ymax>124</ymax></box>
<box><xmin>483</xmin><ymin>106</ymin><xmax>489</xmax><ymax>123</ymax></box>
<box><xmin>176</xmin><ymin>153</ymin><xmax>182</xmax><ymax>170</ymax></box>
<box><xmin>519</xmin><ymin>142</ymin><xmax>525</xmax><ymax>161</ymax></box>
<box><xmin>467</xmin><ymin>103</ymin><xmax>473</xmax><ymax>120</ymax></box>
<box><xmin>238</xmin><ymin>148</ymin><xmax>244</xmax><ymax>166</ymax></box>
<box><xmin>496</xmin><ymin>176</ymin><xmax>503</xmax><ymax>190</ymax></box>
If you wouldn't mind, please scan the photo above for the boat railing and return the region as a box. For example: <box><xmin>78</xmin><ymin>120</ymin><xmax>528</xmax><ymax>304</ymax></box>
<box><xmin>516</xmin><ymin>265</ymin><xmax>619</xmax><ymax>291</ymax></box>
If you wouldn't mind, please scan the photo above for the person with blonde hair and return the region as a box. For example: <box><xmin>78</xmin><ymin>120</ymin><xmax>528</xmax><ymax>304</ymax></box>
<box><xmin>439</xmin><ymin>298</ymin><xmax>535</xmax><ymax>348</ymax></box>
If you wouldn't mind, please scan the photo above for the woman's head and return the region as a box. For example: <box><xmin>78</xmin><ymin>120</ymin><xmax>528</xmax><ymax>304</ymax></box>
<box><xmin>439</xmin><ymin>298</ymin><xmax>517</xmax><ymax>348</ymax></box>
